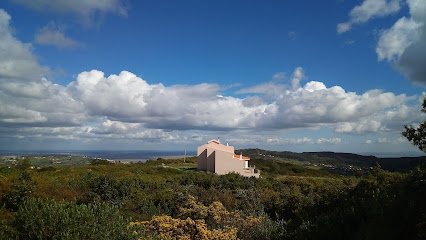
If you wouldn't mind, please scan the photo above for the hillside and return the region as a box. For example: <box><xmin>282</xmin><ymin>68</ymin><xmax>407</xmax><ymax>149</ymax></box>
<box><xmin>240</xmin><ymin>148</ymin><xmax>424</xmax><ymax>174</ymax></box>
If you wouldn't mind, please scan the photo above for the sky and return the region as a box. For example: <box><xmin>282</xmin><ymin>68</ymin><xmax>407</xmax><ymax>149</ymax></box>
<box><xmin>0</xmin><ymin>0</ymin><xmax>425</xmax><ymax>156</ymax></box>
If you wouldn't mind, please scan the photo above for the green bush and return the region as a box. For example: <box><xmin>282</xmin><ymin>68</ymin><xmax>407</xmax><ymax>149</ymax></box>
<box><xmin>1</xmin><ymin>171</ymin><xmax>36</xmax><ymax>211</ymax></box>
<box><xmin>7</xmin><ymin>197</ymin><xmax>137</xmax><ymax>240</ymax></box>
<box><xmin>78</xmin><ymin>175</ymin><xmax>131</xmax><ymax>206</ymax></box>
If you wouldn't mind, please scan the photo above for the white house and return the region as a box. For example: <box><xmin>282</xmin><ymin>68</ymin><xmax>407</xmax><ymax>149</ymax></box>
<box><xmin>197</xmin><ymin>138</ymin><xmax>260</xmax><ymax>178</ymax></box>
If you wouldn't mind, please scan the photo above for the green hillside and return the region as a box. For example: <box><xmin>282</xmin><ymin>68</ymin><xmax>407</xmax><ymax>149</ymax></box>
<box><xmin>240</xmin><ymin>148</ymin><xmax>424</xmax><ymax>174</ymax></box>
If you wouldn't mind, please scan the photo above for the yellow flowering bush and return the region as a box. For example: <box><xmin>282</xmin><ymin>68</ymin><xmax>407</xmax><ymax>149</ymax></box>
<box><xmin>130</xmin><ymin>215</ymin><xmax>237</xmax><ymax>240</ymax></box>
<box><xmin>130</xmin><ymin>196</ymin><xmax>261</xmax><ymax>239</ymax></box>
<box><xmin>178</xmin><ymin>196</ymin><xmax>262</xmax><ymax>239</ymax></box>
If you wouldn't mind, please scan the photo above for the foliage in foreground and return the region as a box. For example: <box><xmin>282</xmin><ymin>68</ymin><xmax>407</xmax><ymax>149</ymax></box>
<box><xmin>131</xmin><ymin>216</ymin><xmax>238</xmax><ymax>240</ymax></box>
<box><xmin>131</xmin><ymin>195</ymin><xmax>261</xmax><ymax>239</ymax></box>
<box><xmin>0</xmin><ymin>156</ymin><xmax>424</xmax><ymax>239</ymax></box>
<box><xmin>0</xmin><ymin>197</ymin><xmax>136</xmax><ymax>240</ymax></box>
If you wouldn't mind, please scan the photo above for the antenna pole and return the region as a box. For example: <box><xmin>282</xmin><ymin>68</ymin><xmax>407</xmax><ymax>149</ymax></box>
<box><xmin>184</xmin><ymin>142</ymin><xmax>186</xmax><ymax>163</ymax></box>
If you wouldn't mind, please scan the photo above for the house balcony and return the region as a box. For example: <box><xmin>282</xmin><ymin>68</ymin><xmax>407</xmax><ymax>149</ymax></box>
<box><xmin>242</xmin><ymin>165</ymin><xmax>261</xmax><ymax>177</ymax></box>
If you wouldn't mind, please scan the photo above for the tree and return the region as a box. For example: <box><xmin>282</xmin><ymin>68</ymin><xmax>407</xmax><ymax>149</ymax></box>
<box><xmin>402</xmin><ymin>96</ymin><xmax>426</xmax><ymax>152</ymax></box>
<box><xmin>16</xmin><ymin>157</ymin><xmax>31</xmax><ymax>170</ymax></box>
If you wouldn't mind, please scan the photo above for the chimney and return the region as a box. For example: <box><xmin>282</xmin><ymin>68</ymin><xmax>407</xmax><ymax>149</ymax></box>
<box><xmin>217</xmin><ymin>137</ymin><xmax>220</xmax><ymax>143</ymax></box>
<box><xmin>240</xmin><ymin>152</ymin><xmax>243</xmax><ymax>160</ymax></box>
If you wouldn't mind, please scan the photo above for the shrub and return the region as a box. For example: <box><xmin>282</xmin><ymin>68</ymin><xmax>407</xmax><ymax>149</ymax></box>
<box><xmin>10</xmin><ymin>197</ymin><xmax>136</xmax><ymax>240</ymax></box>
<box><xmin>0</xmin><ymin>171</ymin><xmax>36</xmax><ymax>211</ymax></box>
<box><xmin>130</xmin><ymin>215</ymin><xmax>238</xmax><ymax>240</ymax></box>
<box><xmin>78</xmin><ymin>175</ymin><xmax>131</xmax><ymax>206</ymax></box>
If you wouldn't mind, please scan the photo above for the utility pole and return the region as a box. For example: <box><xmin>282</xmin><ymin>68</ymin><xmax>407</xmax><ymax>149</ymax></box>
<box><xmin>184</xmin><ymin>142</ymin><xmax>186</xmax><ymax>163</ymax></box>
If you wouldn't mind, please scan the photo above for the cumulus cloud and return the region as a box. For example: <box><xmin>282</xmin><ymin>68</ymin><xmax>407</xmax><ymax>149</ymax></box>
<box><xmin>376</xmin><ymin>17</ymin><xmax>421</xmax><ymax>61</ymax></box>
<box><xmin>337</xmin><ymin>0</ymin><xmax>401</xmax><ymax>34</ymax></box>
<box><xmin>89</xmin><ymin>120</ymin><xmax>176</xmax><ymax>141</ymax></box>
<box><xmin>291</xmin><ymin>67</ymin><xmax>305</xmax><ymax>90</ymax></box>
<box><xmin>236</xmin><ymin>67</ymin><xmax>304</xmax><ymax>98</ymax></box>
<box><xmin>264</xmin><ymin>137</ymin><xmax>342</xmax><ymax>145</ymax></box>
<box><xmin>35</xmin><ymin>22</ymin><xmax>82</xmax><ymax>48</ymax></box>
<box><xmin>340</xmin><ymin>0</ymin><xmax>426</xmax><ymax>85</ymax></box>
<box><xmin>377</xmin><ymin>0</ymin><xmax>426</xmax><ymax>85</ymax></box>
<box><xmin>66</xmin><ymin>68</ymin><xmax>417</xmax><ymax>135</ymax></box>
<box><xmin>266</xmin><ymin>137</ymin><xmax>313</xmax><ymax>145</ymax></box>
<box><xmin>1</xmin><ymin>8</ymin><xmax>423</xmax><ymax>147</ymax></box>
<box><xmin>0</xmin><ymin>9</ymin><xmax>85</xmax><ymax>126</ymax></box>
<box><xmin>236</xmin><ymin>81</ymin><xmax>286</xmax><ymax>97</ymax></box>
<box><xmin>362</xmin><ymin>136</ymin><xmax>409</xmax><ymax>144</ymax></box>
<box><xmin>272</xmin><ymin>72</ymin><xmax>286</xmax><ymax>80</ymax></box>
<box><xmin>317</xmin><ymin>138</ymin><xmax>342</xmax><ymax>144</ymax></box>
<box><xmin>236</xmin><ymin>71</ymin><xmax>287</xmax><ymax>97</ymax></box>
<box><xmin>0</xmin><ymin>9</ymin><xmax>48</xmax><ymax>80</ymax></box>
<box><xmin>9</xmin><ymin>0</ymin><xmax>128</xmax><ymax>25</ymax></box>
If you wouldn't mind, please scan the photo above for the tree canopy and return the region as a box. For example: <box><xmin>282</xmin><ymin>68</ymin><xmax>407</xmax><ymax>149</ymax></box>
<box><xmin>402</xmin><ymin>96</ymin><xmax>426</xmax><ymax>152</ymax></box>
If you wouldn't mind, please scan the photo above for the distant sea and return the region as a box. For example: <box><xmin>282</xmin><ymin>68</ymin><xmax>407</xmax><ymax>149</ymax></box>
<box><xmin>0</xmin><ymin>150</ymin><xmax>197</xmax><ymax>162</ymax></box>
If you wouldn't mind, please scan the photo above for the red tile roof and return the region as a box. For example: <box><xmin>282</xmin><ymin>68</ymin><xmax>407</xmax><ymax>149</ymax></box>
<box><xmin>233</xmin><ymin>154</ymin><xmax>250</xmax><ymax>160</ymax></box>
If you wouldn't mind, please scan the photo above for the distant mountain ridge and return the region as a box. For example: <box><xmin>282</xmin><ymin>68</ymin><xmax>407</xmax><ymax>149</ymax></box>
<box><xmin>239</xmin><ymin>148</ymin><xmax>425</xmax><ymax>173</ymax></box>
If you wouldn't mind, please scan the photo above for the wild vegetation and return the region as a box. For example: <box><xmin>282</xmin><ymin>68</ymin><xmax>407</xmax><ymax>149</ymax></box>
<box><xmin>0</xmin><ymin>153</ymin><xmax>424</xmax><ymax>239</ymax></box>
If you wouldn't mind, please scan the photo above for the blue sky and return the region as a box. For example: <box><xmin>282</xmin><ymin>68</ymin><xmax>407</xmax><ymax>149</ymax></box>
<box><xmin>0</xmin><ymin>0</ymin><xmax>425</xmax><ymax>156</ymax></box>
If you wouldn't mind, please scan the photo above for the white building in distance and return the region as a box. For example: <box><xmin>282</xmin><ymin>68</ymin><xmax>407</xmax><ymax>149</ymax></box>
<box><xmin>197</xmin><ymin>138</ymin><xmax>260</xmax><ymax>178</ymax></box>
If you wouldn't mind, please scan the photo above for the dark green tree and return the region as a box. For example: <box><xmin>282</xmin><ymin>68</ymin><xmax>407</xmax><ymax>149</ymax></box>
<box><xmin>16</xmin><ymin>157</ymin><xmax>31</xmax><ymax>170</ymax></box>
<box><xmin>403</xmin><ymin>96</ymin><xmax>426</xmax><ymax>152</ymax></box>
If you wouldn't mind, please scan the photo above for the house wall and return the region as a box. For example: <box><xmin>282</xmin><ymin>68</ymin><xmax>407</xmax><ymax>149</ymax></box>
<box><xmin>244</xmin><ymin>160</ymin><xmax>248</xmax><ymax>168</ymax></box>
<box><xmin>206</xmin><ymin>147</ymin><xmax>215</xmax><ymax>172</ymax></box>
<box><xmin>198</xmin><ymin>142</ymin><xmax>233</xmax><ymax>171</ymax></box>
<box><xmin>197</xmin><ymin>147</ymin><xmax>207</xmax><ymax>170</ymax></box>
<box><xmin>197</xmin><ymin>141</ymin><xmax>260</xmax><ymax>178</ymax></box>
<box><xmin>214</xmin><ymin>150</ymin><xmax>244</xmax><ymax>175</ymax></box>
<box><xmin>208</xmin><ymin>142</ymin><xmax>234</xmax><ymax>153</ymax></box>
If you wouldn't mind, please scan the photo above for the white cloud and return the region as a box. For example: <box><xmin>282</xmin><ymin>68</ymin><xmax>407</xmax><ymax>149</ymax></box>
<box><xmin>394</xmin><ymin>136</ymin><xmax>407</xmax><ymax>144</ymax></box>
<box><xmin>236</xmin><ymin>71</ymin><xmax>287</xmax><ymax>97</ymax></box>
<box><xmin>337</xmin><ymin>22</ymin><xmax>351</xmax><ymax>34</ymax></box>
<box><xmin>317</xmin><ymin>138</ymin><xmax>342</xmax><ymax>144</ymax></box>
<box><xmin>377</xmin><ymin>0</ymin><xmax>426</xmax><ymax>85</ymax></box>
<box><xmin>0</xmin><ymin>9</ymin><xmax>48</xmax><ymax>80</ymax></box>
<box><xmin>63</xmin><ymin>68</ymin><xmax>419</xmax><ymax>135</ymax></box>
<box><xmin>337</xmin><ymin>0</ymin><xmax>401</xmax><ymax>34</ymax></box>
<box><xmin>0</xmin><ymin>10</ymin><xmax>85</xmax><ymax>126</ymax></box>
<box><xmin>341</xmin><ymin>0</ymin><xmax>426</xmax><ymax>85</ymax></box>
<box><xmin>236</xmin><ymin>81</ymin><xmax>286</xmax><ymax>97</ymax></box>
<box><xmin>376</xmin><ymin>17</ymin><xmax>422</xmax><ymax>61</ymax></box>
<box><xmin>377</xmin><ymin>136</ymin><xmax>409</xmax><ymax>144</ymax></box>
<box><xmin>9</xmin><ymin>0</ymin><xmax>128</xmax><ymax>25</ymax></box>
<box><xmin>35</xmin><ymin>22</ymin><xmax>82</xmax><ymax>48</ymax></box>
<box><xmin>266</xmin><ymin>137</ymin><xmax>342</xmax><ymax>145</ymax></box>
<box><xmin>291</xmin><ymin>67</ymin><xmax>305</xmax><ymax>90</ymax></box>
<box><xmin>266</xmin><ymin>137</ymin><xmax>313</xmax><ymax>145</ymax></box>
<box><xmin>272</xmin><ymin>72</ymin><xmax>286</xmax><ymax>80</ymax></box>
<box><xmin>90</xmin><ymin>120</ymin><xmax>177</xmax><ymax>141</ymax></box>
<box><xmin>365</xmin><ymin>139</ymin><xmax>373</xmax><ymax>144</ymax></box>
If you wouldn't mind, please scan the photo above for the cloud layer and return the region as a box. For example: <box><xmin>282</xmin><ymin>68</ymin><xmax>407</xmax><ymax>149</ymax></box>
<box><xmin>377</xmin><ymin>0</ymin><xmax>426</xmax><ymax>86</ymax></box>
<box><xmin>337</xmin><ymin>0</ymin><xmax>401</xmax><ymax>34</ymax></box>
<box><xmin>339</xmin><ymin>0</ymin><xmax>426</xmax><ymax>86</ymax></box>
<box><xmin>9</xmin><ymin>0</ymin><xmax>128</xmax><ymax>25</ymax></box>
<box><xmin>35</xmin><ymin>22</ymin><xmax>82</xmax><ymax>49</ymax></box>
<box><xmin>0</xmin><ymin>8</ymin><xmax>422</xmax><ymax>149</ymax></box>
